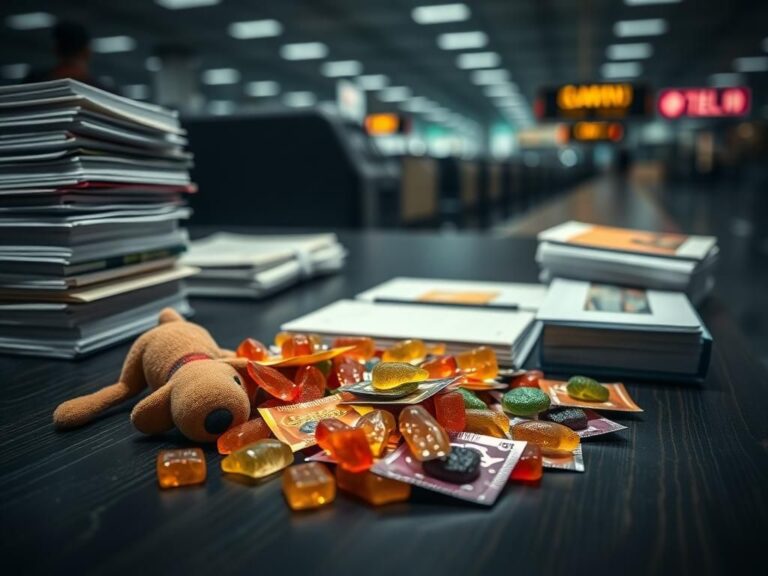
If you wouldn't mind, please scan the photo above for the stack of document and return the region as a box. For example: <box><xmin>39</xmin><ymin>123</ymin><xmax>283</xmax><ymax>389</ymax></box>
<box><xmin>182</xmin><ymin>232</ymin><xmax>346</xmax><ymax>299</ymax></box>
<box><xmin>536</xmin><ymin>221</ymin><xmax>718</xmax><ymax>304</ymax></box>
<box><xmin>282</xmin><ymin>278</ymin><xmax>548</xmax><ymax>367</ymax></box>
<box><xmin>0</xmin><ymin>79</ymin><xmax>196</xmax><ymax>358</ymax></box>
<box><xmin>536</xmin><ymin>279</ymin><xmax>712</xmax><ymax>382</ymax></box>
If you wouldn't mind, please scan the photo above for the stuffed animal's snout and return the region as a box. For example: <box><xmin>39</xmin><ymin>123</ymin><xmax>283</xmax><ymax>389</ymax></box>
<box><xmin>169</xmin><ymin>362</ymin><xmax>250</xmax><ymax>442</ymax></box>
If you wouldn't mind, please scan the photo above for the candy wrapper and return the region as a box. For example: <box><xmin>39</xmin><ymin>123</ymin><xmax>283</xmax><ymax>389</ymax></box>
<box><xmin>538</xmin><ymin>379</ymin><xmax>643</xmax><ymax>412</ymax></box>
<box><xmin>338</xmin><ymin>376</ymin><xmax>461</xmax><ymax>405</ymax></box>
<box><xmin>542</xmin><ymin>445</ymin><xmax>585</xmax><ymax>472</ymax></box>
<box><xmin>508</xmin><ymin>409</ymin><xmax>627</xmax><ymax>439</ymax></box>
<box><xmin>258</xmin><ymin>395</ymin><xmax>361</xmax><ymax>451</ymax></box>
<box><xmin>370</xmin><ymin>432</ymin><xmax>526</xmax><ymax>505</ymax></box>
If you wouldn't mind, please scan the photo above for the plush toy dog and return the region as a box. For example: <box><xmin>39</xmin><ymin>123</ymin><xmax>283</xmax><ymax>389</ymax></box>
<box><xmin>53</xmin><ymin>308</ymin><xmax>252</xmax><ymax>442</ymax></box>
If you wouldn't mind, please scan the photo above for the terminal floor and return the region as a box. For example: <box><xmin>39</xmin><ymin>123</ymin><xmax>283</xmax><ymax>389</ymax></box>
<box><xmin>495</xmin><ymin>171</ymin><xmax>768</xmax><ymax>370</ymax></box>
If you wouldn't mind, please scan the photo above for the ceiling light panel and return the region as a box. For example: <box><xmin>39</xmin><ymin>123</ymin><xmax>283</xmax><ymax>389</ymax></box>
<box><xmin>412</xmin><ymin>4</ymin><xmax>470</xmax><ymax>25</ymax></box>
<box><xmin>228</xmin><ymin>19</ymin><xmax>282</xmax><ymax>39</ymax></box>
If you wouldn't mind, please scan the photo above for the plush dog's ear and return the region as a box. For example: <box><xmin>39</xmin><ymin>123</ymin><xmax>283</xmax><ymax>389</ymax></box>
<box><xmin>130</xmin><ymin>383</ymin><xmax>175</xmax><ymax>434</ymax></box>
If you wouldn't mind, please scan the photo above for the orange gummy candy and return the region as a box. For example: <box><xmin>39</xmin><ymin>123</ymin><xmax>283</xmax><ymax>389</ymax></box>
<box><xmin>236</xmin><ymin>338</ymin><xmax>269</xmax><ymax>361</ymax></box>
<box><xmin>281</xmin><ymin>334</ymin><xmax>313</xmax><ymax>358</ymax></box>
<box><xmin>421</xmin><ymin>355</ymin><xmax>458</xmax><ymax>379</ymax></box>
<box><xmin>326</xmin><ymin>428</ymin><xmax>373</xmax><ymax>472</ymax></box>
<box><xmin>156</xmin><ymin>448</ymin><xmax>206</xmax><ymax>488</ymax></box>
<box><xmin>217</xmin><ymin>418</ymin><xmax>272</xmax><ymax>454</ymax></box>
<box><xmin>332</xmin><ymin>336</ymin><xmax>376</xmax><ymax>362</ymax></box>
<box><xmin>336</xmin><ymin>467</ymin><xmax>411</xmax><ymax>506</ymax></box>
<box><xmin>455</xmin><ymin>346</ymin><xmax>499</xmax><ymax>380</ymax></box>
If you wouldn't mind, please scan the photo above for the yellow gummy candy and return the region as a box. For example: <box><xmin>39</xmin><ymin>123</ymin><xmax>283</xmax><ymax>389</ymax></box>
<box><xmin>371</xmin><ymin>362</ymin><xmax>429</xmax><ymax>390</ymax></box>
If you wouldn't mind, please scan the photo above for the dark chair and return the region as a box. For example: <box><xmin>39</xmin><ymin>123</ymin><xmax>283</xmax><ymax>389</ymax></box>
<box><xmin>184</xmin><ymin>108</ymin><xmax>397</xmax><ymax>228</ymax></box>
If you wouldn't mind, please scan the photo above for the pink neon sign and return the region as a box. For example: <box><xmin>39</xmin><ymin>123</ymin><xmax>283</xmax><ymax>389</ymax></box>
<box><xmin>657</xmin><ymin>87</ymin><xmax>751</xmax><ymax>119</ymax></box>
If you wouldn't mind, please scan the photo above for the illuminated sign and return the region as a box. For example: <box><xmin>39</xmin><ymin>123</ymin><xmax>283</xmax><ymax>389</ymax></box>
<box><xmin>517</xmin><ymin>124</ymin><xmax>569</xmax><ymax>148</ymax></box>
<box><xmin>537</xmin><ymin>83</ymin><xmax>650</xmax><ymax>119</ymax></box>
<box><xmin>570</xmin><ymin>122</ymin><xmax>624</xmax><ymax>142</ymax></box>
<box><xmin>364</xmin><ymin>113</ymin><xmax>409</xmax><ymax>136</ymax></box>
<box><xmin>657</xmin><ymin>87</ymin><xmax>751</xmax><ymax>119</ymax></box>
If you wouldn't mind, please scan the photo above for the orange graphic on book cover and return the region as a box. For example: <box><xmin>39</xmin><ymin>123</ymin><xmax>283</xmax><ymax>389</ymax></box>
<box><xmin>418</xmin><ymin>290</ymin><xmax>499</xmax><ymax>305</ymax></box>
<box><xmin>568</xmin><ymin>225</ymin><xmax>687</xmax><ymax>256</ymax></box>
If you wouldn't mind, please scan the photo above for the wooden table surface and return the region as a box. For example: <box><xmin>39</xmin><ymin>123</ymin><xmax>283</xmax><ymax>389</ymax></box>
<box><xmin>1</xmin><ymin>230</ymin><xmax>766</xmax><ymax>576</ymax></box>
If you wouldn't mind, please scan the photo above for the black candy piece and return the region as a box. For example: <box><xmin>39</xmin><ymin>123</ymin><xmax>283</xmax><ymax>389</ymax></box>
<box><xmin>542</xmin><ymin>407</ymin><xmax>589</xmax><ymax>431</ymax></box>
<box><xmin>422</xmin><ymin>446</ymin><xmax>482</xmax><ymax>484</ymax></box>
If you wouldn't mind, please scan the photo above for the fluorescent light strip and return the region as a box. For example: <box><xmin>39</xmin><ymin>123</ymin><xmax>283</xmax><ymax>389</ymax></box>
<box><xmin>283</xmin><ymin>91</ymin><xmax>316</xmax><ymax>108</ymax></box>
<box><xmin>709</xmin><ymin>73</ymin><xmax>743</xmax><ymax>87</ymax></box>
<box><xmin>202</xmin><ymin>68</ymin><xmax>240</xmax><ymax>85</ymax></box>
<box><xmin>437</xmin><ymin>31</ymin><xmax>488</xmax><ymax>50</ymax></box>
<box><xmin>412</xmin><ymin>4</ymin><xmax>470</xmax><ymax>25</ymax></box>
<box><xmin>92</xmin><ymin>36</ymin><xmax>136</xmax><ymax>54</ymax></box>
<box><xmin>614</xmin><ymin>19</ymin><xmax>667</xmax><ymax>37</ymax></box>
<box><xmin>357</xmin><ymin>74</ymin><xmax>388</xmax><ymax>90</ymax></box>
<box><xmin>471</xmin><ymin>69</ymin><xmax>510</xmax><ymax>85</ymax></box>
<box><xmin>208</xmin><ymin>100</ymin><xmax>235</xmax><ymax>115</ymax></box>
<box><xmin>321</xmin><ymin>60</ymin><xmax>363</xmax><ymax>77</ymax></box>
<box><xmin>601</xmin><ymin>61</ymin><xmax>643</xmax><ymax>78</ymax></box>
<box><xmin>1</xmin><ymin>63</ymin><xmax>30</xmax><ymax>80</ymax></box>
<box><xmin>734</xmin><ymin>56</ymin><xmax>768</xmax><ymax>72</ymax></box>
<box><xmin>606</xmin><ymin>43</ymin><xmax>652</xmax><ymax>60</ymax></box>
<box><xmin>457</xmin><ymin>52</ymin><xmax>500</xmax><ymax>69</ymax></box>
<box><xmin>246</xmin><ymin>81</ymin><xmax>280</xmax><ymax>97</ymax></box>
<box><xmin>5</xmin><ymin>12</ymin><xmax>55</xmax><ymax>30</ymax></box>
<box><xmin>123</xmin><ymin>84</ymin><xmax>149</xmax><ymax>100</ymax></box>
<box><xmin>624</xmin><ymin>0</ymin><xmax>681</xmax><ymax>5</ymax></box>
<box><xmin>228</xmin><ymin>19</ymin><xmax>282</xmax><ymax>39</ymax></box>
<box><xmin>379</xmin><ymin>86</ymin><xmax>411</xmax><ymax>102</ymax></box>
<box><xmin>156</xmin><ymin>0</ymin><xmax>220</xmax><ymax>9</ymax></box>
<box><xmin>280</xmin><ymin>42</ymin><xmax>328</xmax><ymax>61</ymax></box>
<box><xmin>484</xmin><ymin>84</ymin><xmax>518</xmax><ymax>98</ymax></box>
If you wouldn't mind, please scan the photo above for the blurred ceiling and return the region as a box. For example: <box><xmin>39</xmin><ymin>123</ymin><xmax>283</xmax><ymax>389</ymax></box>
<box><xmin>1</xmin><ymin>0</ymin><xmax>766</xmax><ymax>126</ymax></box>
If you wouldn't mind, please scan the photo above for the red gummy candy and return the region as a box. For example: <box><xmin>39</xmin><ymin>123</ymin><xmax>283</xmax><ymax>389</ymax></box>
<box><xmin>296</xmin><ymin>365</ymin><xmax>326</xmax><ymax>403</ymax></box>
<box><xmin>247</xmin><ymin>362</ymin><xmax>300</xmax><ymax>401</ymax></box>
<box><xmin>433</xmin><ymin>391</ymin><xmax>466</xmax><ymax>433</ymax></box>
<box><xmin>315</xmin><ymin>418</ymin><xmax>351</xmax><ymax>452</ymax></box>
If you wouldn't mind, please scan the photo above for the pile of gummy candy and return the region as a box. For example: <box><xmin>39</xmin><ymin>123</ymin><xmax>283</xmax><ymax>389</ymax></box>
<box><xmin>156</xmin><ymin>333</ymin><xmax>625</xmax><ymax>509</ymax></box>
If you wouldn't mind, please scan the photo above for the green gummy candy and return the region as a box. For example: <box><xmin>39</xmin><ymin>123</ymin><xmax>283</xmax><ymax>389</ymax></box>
<box><xmin>566</xmin><ymin>375</ymin><xmax>610</xmax><ymax>402</ymax></box>
<box><xmin>456</xmin><ymin>388</ymin><xmax>487</xmax><ymax>410</ymax></box>
<box><xmin>502</xmin><ymin>387</ymin><xmax>550</xmax><ymax>417</ymax></box>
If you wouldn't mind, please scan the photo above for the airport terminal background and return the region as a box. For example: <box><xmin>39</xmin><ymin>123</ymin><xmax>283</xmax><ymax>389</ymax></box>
<box><xmin>1</xmin><ymin>0</ymin><xmax>767</xmax><ymax>367</ymax></box>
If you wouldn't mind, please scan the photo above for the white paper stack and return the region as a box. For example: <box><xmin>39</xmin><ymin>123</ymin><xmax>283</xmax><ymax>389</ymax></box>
<box><xmin>282</xmin><ymin>277</ymin><xmax>545</xmax><ymax>367</ymax></box>
<box><xmin>182</xmin><ymin>232</ymin><xmax>346</xmax><ymax>299</ymax></box>
<box><xmin>536</xmin><ymin>221</ymin><xmax>718</xmax><ymax>304</ymax></box>
<box><xmin>536</xmin><ymin>279</ymin><xmax>712</xmax><ymax>382</ymax></box>
<box><xmin>0</xmin><ymin>79</ymin><xmax>196</xmax><ymax>358</ymax></box>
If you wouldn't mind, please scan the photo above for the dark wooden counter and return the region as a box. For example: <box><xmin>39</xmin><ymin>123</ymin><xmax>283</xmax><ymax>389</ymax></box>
<box><xmin>1</xmin><ymin>230</ymin><xmax>766</xmax><ymax>576</ymax></box>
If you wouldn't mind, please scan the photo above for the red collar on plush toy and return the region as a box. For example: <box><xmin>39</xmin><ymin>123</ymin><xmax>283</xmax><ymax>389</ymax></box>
<box><xmin>165</xmin><ymin>353</ymin><xmax>213</xmax><ymax>382</ymax></box>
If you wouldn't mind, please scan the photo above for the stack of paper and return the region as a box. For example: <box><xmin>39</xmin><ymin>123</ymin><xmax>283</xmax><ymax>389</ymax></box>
<box><xmin>536</xmin><ymin>221</ymin><xmax>718</xmax><ymax>304</ymax></box>
<box><xmin>182</xmin><ymin>232</ymin><xmax>346</xmax><ymax>299</ymax></box>
<box><xmin>282</xmin><ymin>278</ymin><xmax>547</xmax><ymax>367</ymax></box>
<box><xmin>0</xmin><ymin>79</ymin><xmax>196</xmax><ymax>358</ymax></box>
<box><xmin>536</xmin><ymin>279</ymin><xmax>712</xmax><ymax>382</ymax></box>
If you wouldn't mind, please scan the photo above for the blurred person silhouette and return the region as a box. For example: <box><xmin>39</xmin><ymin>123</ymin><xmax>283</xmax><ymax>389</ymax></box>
<box><xmin>25</xmin><ymin>20</ymin><xmax>112</xmax><ymax>90</ymax></box>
